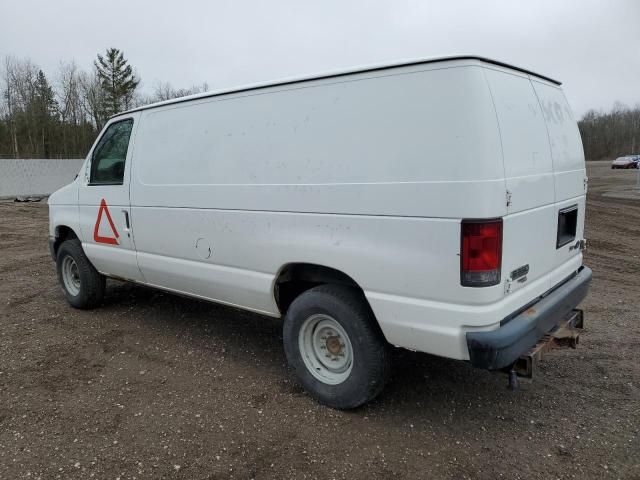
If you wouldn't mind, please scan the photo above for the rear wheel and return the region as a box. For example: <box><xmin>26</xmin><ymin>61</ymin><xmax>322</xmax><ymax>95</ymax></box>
<box><xmin>283</xmin><ymin>284</ymin><xmax>391</xmax><ymax>409</ymax></box>
<box><xmin>56</xmin><ymin>239</ymin><xmax>105</xmax><ymax>309</ymax></box>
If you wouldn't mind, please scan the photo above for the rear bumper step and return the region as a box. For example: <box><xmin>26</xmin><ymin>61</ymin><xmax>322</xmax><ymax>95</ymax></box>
<box><xmin>466</xmin><ymin>266</ymin><xmax>592</xmax><ymax>370</ymax></box>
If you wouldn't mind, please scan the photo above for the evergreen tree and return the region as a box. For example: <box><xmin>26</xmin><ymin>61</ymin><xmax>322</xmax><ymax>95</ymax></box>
<box><xmin>94</xmin><ymin>48</ymin><xmax>139</xmax><ymax>117</ymax></box>
<box><xmin>34</xmin><ymin>70</ymin><xmax>57</xmax><ymax>115</ymax></box>
<box><xmin>32</xmin><ymin>70</ymin><xmax>58</xmax><ymax>156</ymax></box>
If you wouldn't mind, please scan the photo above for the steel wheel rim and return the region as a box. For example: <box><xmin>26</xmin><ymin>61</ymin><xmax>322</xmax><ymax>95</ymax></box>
<box><xmin>61</xmin><ymin>256</ymin><xmax>81</xmax><ymax>296</ymax></box>
<box><xmin>298</xmin><ymin>313</ymin><xmax>353</xmax><ymax>385</ymax></box>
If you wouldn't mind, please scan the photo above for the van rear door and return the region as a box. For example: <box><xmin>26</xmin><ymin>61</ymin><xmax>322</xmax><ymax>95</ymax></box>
<box><xmin>483</xmin><ymin>67</ymin><xmax>557</xmax><ymax>294</ymax></box>
<box><xmin>531</xmin><ymin>79</ymin><xmax>587</xmax><ymax>276</ymax></box>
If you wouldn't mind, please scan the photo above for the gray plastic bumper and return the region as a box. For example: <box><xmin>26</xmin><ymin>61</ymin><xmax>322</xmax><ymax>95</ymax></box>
<box><xmin>466</xmin><ymin>266</ymin><xmax>592</xmax><ymax>370</ymax></box>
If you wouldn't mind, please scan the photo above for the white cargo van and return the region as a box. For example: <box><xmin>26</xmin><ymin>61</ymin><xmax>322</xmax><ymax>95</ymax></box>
<box><xmin>48</xmin><ymin>56</ymin><xmax>591</xmax><ymax>408</ymax></box>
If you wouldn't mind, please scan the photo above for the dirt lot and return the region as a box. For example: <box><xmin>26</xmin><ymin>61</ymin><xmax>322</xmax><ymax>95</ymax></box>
<box><xmin>0</xmin><ymin>162</ymin><xmax>638</xmax><ymax>479</ymax></box>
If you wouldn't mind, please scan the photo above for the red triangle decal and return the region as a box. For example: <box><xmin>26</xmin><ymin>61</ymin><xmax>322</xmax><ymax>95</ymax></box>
<box><xmin>93</xmin><ymin>198</ymin><xmax>120</xmax><ymax>245</ymax></box>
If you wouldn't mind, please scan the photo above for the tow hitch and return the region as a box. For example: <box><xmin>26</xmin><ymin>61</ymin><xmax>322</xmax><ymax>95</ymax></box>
<box><xmin>506</xmin><ymin>309</ymin><xmax>584</xmax><ymax>390</ymax></box>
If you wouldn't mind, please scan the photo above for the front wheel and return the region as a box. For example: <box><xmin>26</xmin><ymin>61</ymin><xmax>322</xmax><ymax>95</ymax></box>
<box><xmin>283</xmin><ymin>285</ymin><xmax>391</xmax><ymax>409</ymax></box>
<box><xmin>56</xmin><ymin>239</ymin><xmax>105</xmax><ymax>309</ymax></box>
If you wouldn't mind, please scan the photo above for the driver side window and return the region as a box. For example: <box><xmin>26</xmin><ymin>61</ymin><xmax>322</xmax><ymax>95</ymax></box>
<box><xmin>90</xmin><ymin>119</ymin><xmax>134</xmax><ymax>185</ymax></box>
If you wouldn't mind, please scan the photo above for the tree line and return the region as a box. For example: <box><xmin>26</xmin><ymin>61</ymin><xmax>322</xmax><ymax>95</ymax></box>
<box><xmin>1</xmin><ymin>50</ymin><xmax>638</xmax><ymax>160</ymax></box>
<box><xmin>0</xmin><ymin>48</ymin><xmax>207</xmax><ymax>158</ymax></box>
<box><xmin>578</xmin><ymin>103</ymin><xmax>640</xmax><ymax>160</ymax></box>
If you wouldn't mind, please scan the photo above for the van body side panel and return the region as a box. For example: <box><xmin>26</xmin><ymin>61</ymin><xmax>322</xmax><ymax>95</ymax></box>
<box><xmin>130</xmin><ymin>63</ymin><xmax>505</xmax><ymax>219</ymax></box>
<box><xmin>130</xmin><ymin>208</ymin><xmax>500</xmax><ymax>316</ymax></box>
<box><xmin>129</xmin><ymin>62</ymin><xmax>510</xmax><ymax>325</ymax></box>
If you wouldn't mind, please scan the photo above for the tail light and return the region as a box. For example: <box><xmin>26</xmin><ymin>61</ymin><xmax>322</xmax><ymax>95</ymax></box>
<box><xmin>461</xmin><ymin>219</ymin><xmax>502</xmax><ymax>287</ymax></box>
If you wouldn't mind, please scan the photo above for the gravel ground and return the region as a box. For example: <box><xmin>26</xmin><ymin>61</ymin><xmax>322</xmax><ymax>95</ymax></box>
<box><xmin>0</xmin><ymin>161</ymin><xmax>638</xmax><ymax>479</ymax></box>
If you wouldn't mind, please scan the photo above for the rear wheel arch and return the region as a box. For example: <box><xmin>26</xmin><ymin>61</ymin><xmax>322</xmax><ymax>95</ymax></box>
<box><xmin>273</xmin><ymin>262</ymin><xmax>369</xmax><ymax>314</ymax></box>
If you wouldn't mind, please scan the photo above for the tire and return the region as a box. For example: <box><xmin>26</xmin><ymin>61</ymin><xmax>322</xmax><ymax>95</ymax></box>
<box><xmin>283</xmin><ymin>284</ymin><xmax>391</xmax><ymax>409</ymax></box>
<box><xmin>56</xmin><ymin>239</ymin><xmax>106</xmax><ymax>309</ymax></box>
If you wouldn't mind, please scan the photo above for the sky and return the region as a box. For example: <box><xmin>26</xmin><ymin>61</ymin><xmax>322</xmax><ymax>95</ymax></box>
<box><xmin>1</xmin><ymin>0</ymin><xmax>639</xmax><ymax>118</ymax></box>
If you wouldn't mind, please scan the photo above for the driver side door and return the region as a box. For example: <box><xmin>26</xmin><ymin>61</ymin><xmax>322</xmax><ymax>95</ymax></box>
<box><xmin>78</xmin><ymin>114</ymin><xmax>145</xmax><ymax>282</ymax></box>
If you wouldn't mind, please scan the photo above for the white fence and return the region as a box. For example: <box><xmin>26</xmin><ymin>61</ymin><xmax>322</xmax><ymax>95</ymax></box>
<box><xmin>0</xmin><ymin>159</ymin><xmax>84</xmax><ymax>198</ymax></box>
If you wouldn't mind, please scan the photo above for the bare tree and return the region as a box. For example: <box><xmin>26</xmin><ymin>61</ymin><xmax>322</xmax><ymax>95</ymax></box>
<box><xmin>2</xmin><ymin>57</ymin><xmax>40</xmax><ymax>155</ymax></box>
<box><xmin>147</xmin><ymin>81</ymin><xmax>209</xmax><ymax>103</ymax></box>
<box><xmin>2</xmin><ymin>57</ymin><xmax>20</xmax><ymax>157</ymax></box>
<box><xmin>78</xmin><ymin>70</ymin><xmax>107</xmax><ymax>130</ymax></box>
<box><xmin>57</xmin><ymin>61</ymin><xmax>84</xmax><ymax>155</ymax></box>
<box><xmin>0</xmin><ymin>55</ymin><xmax>100</xmax><ymax>158</ymax></box>
<box><xmin>579</xmin><ymin>103</ymin><xmax>640</xmax><ymax>160</ymax></box>
<box><xmin>58</xmin><ymin>61</ymin><xmax>82</xmax><ymax>125</ymax></box>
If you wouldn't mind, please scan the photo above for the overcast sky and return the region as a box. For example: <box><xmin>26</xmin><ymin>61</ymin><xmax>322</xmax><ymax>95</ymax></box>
<box><xmin>1</xmin><ymin>0</ymin><xmax>639</xmax><ymax>117</ymax></box>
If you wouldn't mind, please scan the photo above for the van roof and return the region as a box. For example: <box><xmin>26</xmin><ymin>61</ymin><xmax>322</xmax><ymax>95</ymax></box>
<box><xmin>117</xmin><ymin>55</ymin><xmax>561</xmax><ymax>117</ymax></box>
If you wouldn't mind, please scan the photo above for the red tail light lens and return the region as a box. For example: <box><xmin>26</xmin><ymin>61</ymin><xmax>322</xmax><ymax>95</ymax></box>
<box><xmin>461</xmin><ymin>219</ymin><xmax>503</xmax><ymax>287</ymax></box>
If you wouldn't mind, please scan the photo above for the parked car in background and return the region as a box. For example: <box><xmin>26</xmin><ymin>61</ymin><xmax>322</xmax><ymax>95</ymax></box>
<box><xmin>611</xmin><ymin>155</ymin><xmax>640</xmax><ymax>169</ymax></box>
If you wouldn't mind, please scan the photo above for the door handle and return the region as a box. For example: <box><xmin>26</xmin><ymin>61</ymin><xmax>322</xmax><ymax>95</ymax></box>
<box><xmin>122</xmin><ymin>210</ymin><xmax>131</xmax><ymax>235</ymax></box>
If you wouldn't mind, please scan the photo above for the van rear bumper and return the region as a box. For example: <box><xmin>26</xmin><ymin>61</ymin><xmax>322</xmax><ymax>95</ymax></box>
<box><xmin>466</xmin><ymin>266</ymin><xmax>592</xmax><ymax>370</ymax></box>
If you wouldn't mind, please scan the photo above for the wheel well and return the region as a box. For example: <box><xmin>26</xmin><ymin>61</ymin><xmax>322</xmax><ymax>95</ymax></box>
<box><xmin>53</xmin><ymin>226</ymin><xmax>78</xmax><ymax>256</ymax></box>
<box><xmin>274</xmin><ymin>263</ymin><xmax>364</xmax><ymax>314</ymax></box>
